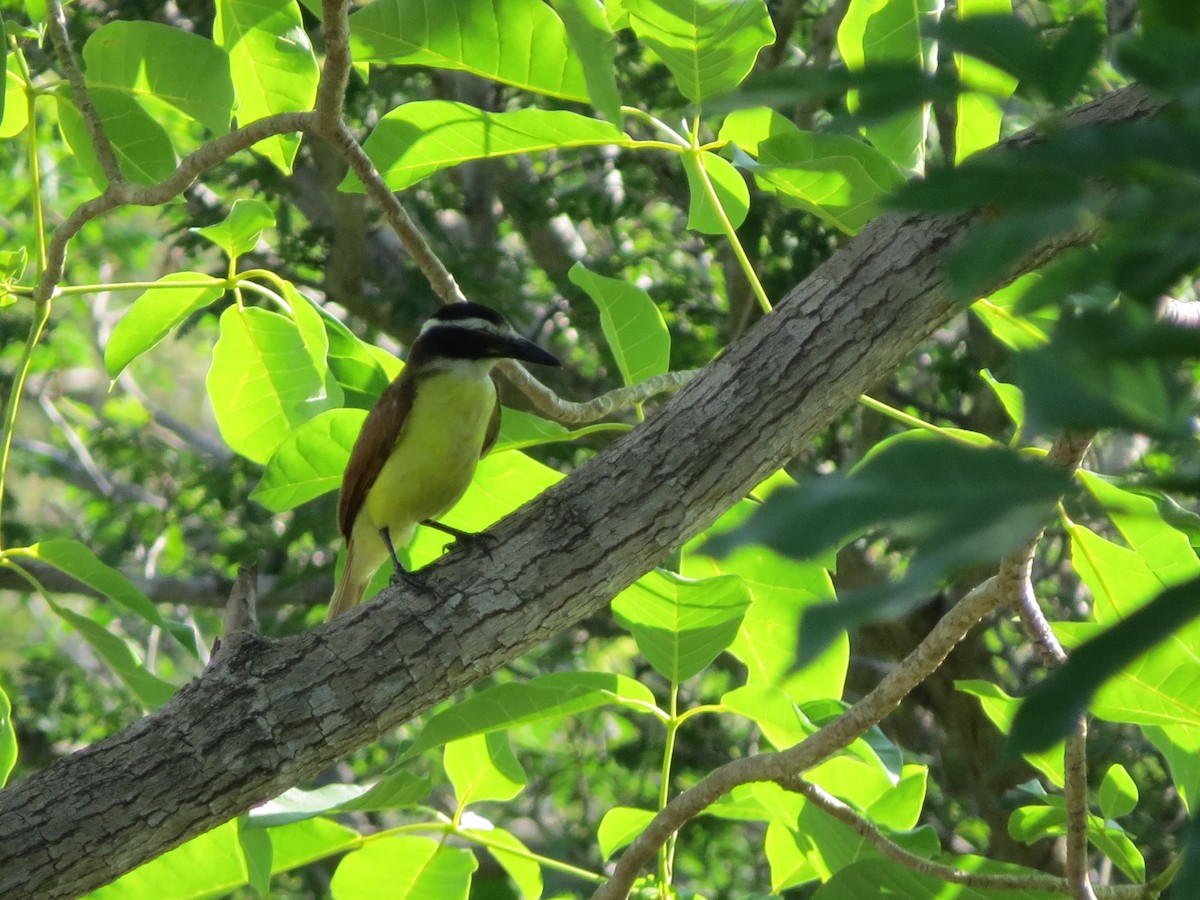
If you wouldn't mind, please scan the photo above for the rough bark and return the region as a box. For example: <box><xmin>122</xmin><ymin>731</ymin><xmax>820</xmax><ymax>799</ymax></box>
<box><xmin>0</xmin><ymin>84</ymin><xmax>1159</xmax><ymax>899</ymax></box>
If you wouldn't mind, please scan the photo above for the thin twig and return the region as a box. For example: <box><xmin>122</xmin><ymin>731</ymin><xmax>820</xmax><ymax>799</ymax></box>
<box><xmin>504</xmin><ymin>366</ymin><xmax>697</xmax><ymax>424</ymax></box>
<box><xmin>315</xmin><ymin>0</ymin><xmax>352</xmax><ymax>128</ymax></box>
<box><xmin>47</xmin><ymin>0</ymin><xmax>123</xmax><ymax>184</ymax></box>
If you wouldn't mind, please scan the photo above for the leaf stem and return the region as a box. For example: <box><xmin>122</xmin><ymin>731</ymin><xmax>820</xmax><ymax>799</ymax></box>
<box><xmin>856</xmin><ymin>394</ymin><xmax>991</xmax><ymax>446</ymax></box>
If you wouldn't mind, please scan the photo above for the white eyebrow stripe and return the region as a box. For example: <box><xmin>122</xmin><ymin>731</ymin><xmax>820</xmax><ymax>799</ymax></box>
<box><xmin>419</xmin><ymin>316</ymin><xmax>511</xmax><ymax>338</ymax></box>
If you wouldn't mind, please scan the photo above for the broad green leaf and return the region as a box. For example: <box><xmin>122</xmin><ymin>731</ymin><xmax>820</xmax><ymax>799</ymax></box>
<box><xmin>979</xmin><ymin>368</ymin><xmax>1024</xmax><ymax>432</ymax></box>
<box><xmin>402</xmin><ymin>671</ymin><xmax>659</xmax><ymax>760</ymax></box>
<box><xmin>548</xmin><ymin>0</ymin><xmax>623</xmax><ymax>123</ymax></box>
<box><xmin>285</xmin><ymin>281</ymin><xmax>344</xmax><ymax>410</ymax></box>
<box><xmin>56</xmin><ymin>87</ymin><xmax>176</xmax><ymax>188</ymax></box>
<box><xmin>721</xmin><ymin>106</ymin><xmax>904</xmax><ymax>234</ymax></box>
<box><xmin>104</xmin><ymin>272</ymin><xmax>225</xmax><ymax>378</ymax></box>
<box><xmin>41</xmin><ymin>599</ymin><xmax>177</xmax><ymax>710</ymax></box>
<box><xmin>446</xmin><ymin>732</ymin><xmax>526</xmax><ymax>806</ymax></box>
<box><xmin>1</xmin><ymin>57</ymin><xmax>27</xmax><ymax>139</ymax></box>
<box><xmin>207</xmin><ymin>305</ymin><xmax>335</xmax><ymax>464</ymax></box>
<box><xmin>569</xmin><ymin>263</ymin><xmax>670</xmax><ymax>387</ymax></box>
<box><xmin>1009</xmin><ymin>574</ymin><xmax>1200</xmax><ymax>754</ymax></box>
<box><xmin>721</xmin><ymin>685</ymin><xmax>811</xmax><ymax>749</ymax></box>
<box><xmin>954</xmin><ymin>0</ymin><xmax>1016</xmax><ymax>162</ymax></box>
<box><xmin>1008</xmin><ymin>803</ymin><xmax>1146</xmax><ymax>883</ymax></box>
<box><xmin>705</xmin><ymin>437</ymin><xmax>1069</xmax><ymax>662</ymax></box>
<box><xmin>598</xmin><ymin>807</ymin><xmax>655</xmax><ymax>859</ymax></box>
<box><xmin>0</xmin><ymin>681</ymin><xmax>15</xmax><ymax>788</ymax></box>
<box><xmin>611</xmin><ymin>569</ymin><xmax>751</xmax><ymax>683</ymax></box>
<box><xmin>266</xmin><ymin>817</ymin><xmax>362</xmax><ymax>873</ymax></box>
<box><xmin>252</xmin><ymin>408</ymin><xmax>363</xmax><ymax>512</ymax></box>
<box><xmin>1079</xmin><ymin>472</ymin><xmax>1200</xmax><ymax>588</ymax></box>
<box><xmin>192</xmin><ymin>198</ymin><xmax>275</xmax><ymax>260</ymax></box>
<box><xmin>681</xmin><ymin>150</ymin><xmax>750</xmax><ymax>233</ymax></box>
<box><xmin>345</xmin><ymin>101</ymin><xmax>627</xmax><ymax>192</ymax></box>
<box><xmin>1143</xmin><ymin>723</ymin><xmax>1200</xmax><ymax>813</ymax></box>
<box><xmin>82</xmin><ymin>21</ymin><xmax>235</xmax><ymax>135</ymax></box>
<box><xmin>838</xmin><ymin>0</ymin><xmax>933</xmax><ymax>172</ymax></box>
<box><xmin>493</xmin><ymin>407</ymin><xmax>630</xmax><ymax>452</ymax></box>
<box><xmin>0</xmin><ymin>14</ymin><xmax>5</xmax><ymax>126</ymax></box>
<box><xmin>214</xmin><ymin>0</ymin><xmax>318</xmax><ymax>173</ymax></box>
<box><xmin>237</xmin><ymin>817</ymin><xmax>272</xmax><ymax>896</ymax></box>
<box><xmin>464</xmin><ymin>826</ymin><xmax>542</xmax><ymax>900</ymax></box>
<box><xmin>331</xmin><ymin>837</ymin><xmax>476</xmax><ymax>900</ymax></box>
<box><xmin>811</xmin><ymin>856</ymin><xmax>1062</xmax><ymax>899</ymax></box>
<box><xmin>88</xmin><ymin>822</ymin><xmax>247</xmax><ymax>899</ymax></box>
<box><xmin>686</xmin><ymin>518</ymin><xmax>845</xmax><ymax>700</ymax></box>
<box><xmin>321</xmin><ymin>310</ymin><xmax>393</xmax><ymax>410</ymax></box>
<box><xmin>1100</xmin><ymin>763</ymin><xmax>1139</xmax><ymax>819</ymax></box>
<box><xmin>955</xmin><ymin>679</ymin><xmax>1064</xmax><ymax>786</ymax></box>
<box><xmin>625</xmin><ymin>0</ymin><xmax>775</xmax><ymax>104</ymax></box>
<box><xmin>350</xmin><ymin>0</ymin><xmax>590</xmax><ymax>100</ymax></box>
<box><xmin>865</xmin><ymin>765</ymin><xmax>927</xmax><ymax>831</ymax></box>
<box><xmin>405</xmin><ymin>450</ymin><xmax>564</xmax><ymax>568</ymax></box>
<box><xmin>971</xmin><ymin>274</ymin><xmax>1056</xmax><ymax>351</ymax></box>
<box><xmin>248</xmin><ymin>778</ymin><xmax>430</xmax><ymax>827</ymax></box>
<box><xmin>20</xmin><ymin>539</ymin><xmax>197</xmax><ymax>655</ymax></box>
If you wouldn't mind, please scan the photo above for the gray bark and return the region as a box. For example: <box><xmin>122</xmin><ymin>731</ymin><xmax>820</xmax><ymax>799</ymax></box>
<box><xmin>0</xmin><ymin>84</ymin><xmax>1158</xmax><ymax>899</ymax></box>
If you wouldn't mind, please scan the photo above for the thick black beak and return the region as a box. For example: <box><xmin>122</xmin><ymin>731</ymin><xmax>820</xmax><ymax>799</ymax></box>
<box><xmin>502</xmin><ymin>335</ymin><xmax>561</xmax><ymax>368</ymax></box>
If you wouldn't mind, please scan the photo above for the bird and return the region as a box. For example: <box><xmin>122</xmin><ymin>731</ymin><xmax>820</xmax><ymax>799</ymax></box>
<box><xmin>326</xmin><ymin>301</ymin><xmax>561</xmax><ymax>621</ymax></box>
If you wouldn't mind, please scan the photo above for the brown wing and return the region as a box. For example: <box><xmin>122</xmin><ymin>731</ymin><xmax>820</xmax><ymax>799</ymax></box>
<box><xmin>337</xmin><ymin>371</ymin><xmax>416</xmax><ymax>539</ymax></box>
<box><xmin>480</xmin><ymin>376</ymin><xmax>502</xmax><ymax>458</ymax></box>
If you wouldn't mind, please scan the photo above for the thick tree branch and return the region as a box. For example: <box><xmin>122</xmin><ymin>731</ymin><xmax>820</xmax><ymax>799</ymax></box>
<box><xmin>0</xmin><ymin>85</ymin><xmax>1161</xmax><ymax>899</ymax></box>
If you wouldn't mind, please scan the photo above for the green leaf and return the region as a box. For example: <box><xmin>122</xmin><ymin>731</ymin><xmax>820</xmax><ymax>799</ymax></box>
<box><xmin>349</xmin><ymin>0</ymin><xmax>590</xmax><ymax>101</ymax></box>
<box><xmin>625</xmin><ymin>0</ymin><xmax>775</xmax><ymax>104</ymax></box>
<box><xmin>445</xmin><ymin>732</ymin><xmax>527</xmax><ymax>806</ymax></box>
<box><xmin>955</xmin><ymin>679</ymin><xmax>1064</xmax><ymax>786</ymax></box>
<box><xmin>493</xmin><ymin>407</ymin><xmax>630</xmax><ymax>452</ymax></box>
<box><xmin>568</xmin><ymin>263</ymin><xmax>670</xmax><ymax>387</ymax></box>
<box><xmin>953</xmin><ymin>0</ymin><xmax>1017</xmax><ymax>163</ymax></box>
<box><xmin>812</xmin><ymin>856</ymin><xmax>1062</xmax><ymax>899</ymax></box>
<box><xmin>104</xmin><ymin>272</ymin><xmax>225</xmax><ymax>378</ymax></box>
<box><xmin>1099</xmin><ymin>763</ymin><xmax>1139</xmax><ymax>819</ymax></box>
<box><xmin>237</xmin><ymin>817</ymin><xmax>272</xmax><ymax>896</ymax></box>
<box><xmin>721</xmin><ymin>106</ymin><xmax>904</xmax><ymax>234</ymax></box>
<box><xmin>402</xmin><ymin>671</ymin><xmax>659</xmax><ymax>760</ymax></box>
<box><xmin>705</xmin><ymin>436</ymin><xmax>1069</xmax><ymax>662</ymax></box>
<box><xmin>345</xmin><ymin>101</ymin><xmax>626</xmax><ymax>192</ymax></box>
<box><xmin>721</xmin><ymin>685</ymin><xmax>811</xmax><ymax>749</ymax></box>
<box><xmin>331</xmin><ymin>837</ymin><xmax>476</xmax><ymax>900</ymax></box>
<box><xmin>321</xmin><ymin>310</ymin><xmax>393</xmax><ymax>410</ymax></box>
<box><xmin>1009</xmin><ymin>574</ymin><xmax>1200</xmax><ymax>754</ymax></box>
<box><xmin>1019</xmin><ymin>308</ymin><xmax>1199</xmax><ymax>439</ymax></box>
<box><xmin>248</xmin><ymin>777</ymin><xmax>431</xmax><ymax>827</ymax></box>
<box><xmin>598</xmin><ymin>807</ymin><xmax>655</xmax><ymax>859</ymax></box>
<box><xmin>681</xmin><ymin>150</ymin><xmax>749</xmax><ymax>233</ymax></box>
<box><xmin>611</xmin><ymin>569</ymin><xmax>752</xmax><ymax>683</ymax></box>
<box><xmin>285</xmin><ymin>281</ymin><xmax>344</xmax><ymax>409</ymax></box>
<box><xmin>547</xmin><ymin>0</ymin><xmax>623</xmax><ymax>123</ymax></box>
<box><xmin>838</xmin><ymin>0</ymin><xmax>932</xmax><ymax>172</ymax></box>
<box><xmin>207</xmin><ymin>305</ymin><xmax>335</xmax><ymax>464</ymax></box>
<box><xmin>88</xmin><ymin>822</ymin><xmax>248</xmax><ymax>899</ymax></box>
<box><xmin>1008</xmin><ymin>802</ymin><xmax>1146</xmax><ymax>883</ymax></box>
<box><xmin>464</xmin><ymin>827</ymin><xmax>542</xmax><ymax>900</ymax></box>
<box><xmin>979</xmin><ymin>369</ymin><xmax>1024</xmax><ymax>432</ymax></box>
<box><xmin>56</xmin><ymin>87</ymin><xmax>176</xmax><ymax>188</ymax></box>
<box><xmin>0</xmin><ymin>14</ymin><xmax>6</xmax><ymax>127</ymax></box>
<box><xmin>1</xmin><ymin>57</ymin><xmax>29</xmax><ymax>139</ymax></box>
<box><xmin>252</xmin><ymin>408</ymin><xmax>363</xmax><ymax>512</ymax></box>
<box><xmin>970</xmin><ymin>274</ymin><xmax>1056</xmax><ymax>351</ymax></box>
<box><xmin>265</xmin><ymin>817</ymin><xmax>362</xmax><ymax>873</ymax></box>
<box><xmin>214</xmin><ymin>0</ymin><xmax>318</xmax><ymax>173</ymax></box>
<box><xmin>0</xmin><ymin>681</ymin><xmax>16</xmax><ymax>788</ymax></box>
<box><xmin>21</xmin><ymin>539</ymin><xmax>198</xmax><ymax>655</ymax></box>
<box><xmin>82</xmin><ymin>21</ymin><xmax>235</xmax><ymax>135</ymax></box>
<box><xmin>192</xmin><ymin>198</ymin><xmax>275</xmax><ymax>260</ymax></box>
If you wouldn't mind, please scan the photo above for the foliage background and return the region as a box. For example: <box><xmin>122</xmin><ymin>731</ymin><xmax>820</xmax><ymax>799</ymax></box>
<box><xmin>1</xmin><ymin>0</ymin><xmax>1199</xmax><ymax>897</ymax></box>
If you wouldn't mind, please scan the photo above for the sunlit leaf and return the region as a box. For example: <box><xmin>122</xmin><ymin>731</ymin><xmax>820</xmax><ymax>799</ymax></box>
<box><xmin>251</xmin><ymin>408</ymin><xmax>362</xmax><ymax>512</ymax></box>
<box><xmin>598</xmin><ymin>807</ymin><xmax>655</xmax><ymax>859</ymax></box>
<box><xmin>548</xmin><ymin>0</ymin><xmax>622</xmax><ymax>122</ymax></box>
<box><xmin>331</xmin><ymin>837</ymin><xmax>476</xmax><ymax>900</ymax></box>
<box><xmin>445</xmin><ymin>732</ymin><xmax>526</xmax><ymax>806</ymax></box>
<box><xmin>345</xmin><ymin>101</ymin><xmax>627</xmax><ymax>192</ymax></box>
<box><xmin>350</xmin><ymin>0</ymin><xmax>589</xmax><ymax>100</ymax></box>
<box><xmin>569</xmin><ymin>263</ymin><xmax>670</xmax><ymax>387</ymax></box>
<box><xmin>89</xmin><ymin>822</ymin><xmax>248</xmax><ymax>899</ymax></box>
<box><xmin>612</xmin><ymin>570</ymin><xmax>751</xmax><ymax>683</ymax></box>
<box><xmin>192</xmin><ymin>198</ymin><xmax>275</xmax><ymax>260</ymax></box>
<box><xmin>0</xmin><ymin>682</ymin><xmax>16</xmax><ymax>789</ymax></box>
<box><xmin>681</xmin><ymin>150</ymin><xmax>750</xmax><ymax>233</ymax></box>
<box><xmin>56</xmin><ymin>87</ymin><xmax>175</xmax><ymax>187</ymax></box>
<box><xmin>104</xmin><ymin>272</ymin><xmax>225</xmax><ymax>378</ymax></box>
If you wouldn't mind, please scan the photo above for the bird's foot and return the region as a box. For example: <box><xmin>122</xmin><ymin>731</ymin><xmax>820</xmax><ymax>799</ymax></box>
<box><xmin>422</xmin><ymin>520</ymin><xmax>499</xmax><ymax>559</ymax></box>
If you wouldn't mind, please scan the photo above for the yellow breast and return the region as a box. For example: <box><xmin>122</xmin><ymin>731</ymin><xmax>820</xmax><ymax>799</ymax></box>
<box><xmin>363</xmin><ymin>370</ymin><xmax>497</xmax><ymax>544</ymax></box>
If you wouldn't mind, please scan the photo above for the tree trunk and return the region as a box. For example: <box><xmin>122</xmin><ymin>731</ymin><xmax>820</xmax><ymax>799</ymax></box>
<box><xmin>0</xmin><ymin>84</ymin><xmax>1158</xmax><ymax>899</ymax></box>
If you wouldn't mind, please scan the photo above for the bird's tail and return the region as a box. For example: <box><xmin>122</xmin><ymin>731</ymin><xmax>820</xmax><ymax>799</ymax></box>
<box><xmin>326</xmin><ymin>544</ymin><xmax>368</xmax><ymax>621</ymax></box>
